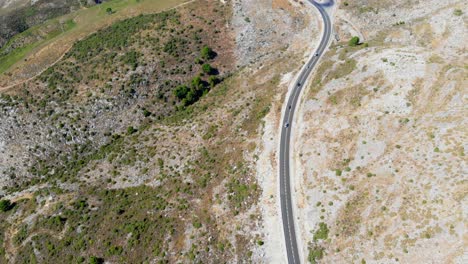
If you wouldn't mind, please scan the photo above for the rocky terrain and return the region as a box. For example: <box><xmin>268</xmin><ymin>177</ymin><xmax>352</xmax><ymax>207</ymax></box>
<box><xmin>292</xmin><ymin>0</ymin><xmax>467</xmax><ymax>263</ymax></box>
<box><xmin>0</xmin><ymin>0</ymin><xmax>317</xmax><ymax>263</ymax></box>
<box><xmin>1</xmin><ymin>0</ymin><xmax>465</xmax><ymax>263</ymax></box>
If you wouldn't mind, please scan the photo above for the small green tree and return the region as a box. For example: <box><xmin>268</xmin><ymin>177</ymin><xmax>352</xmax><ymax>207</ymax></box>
<box><xmin>192</xmin><ymin>220</ymin><xmax>202</xmax><ymax>228</ymax></box>
<box><xmin>0</xmin><ymin>199</ymin><xmax>12</xmax><ymax>212</ymax></box>
<box><xmin>191</xmin><ymin>76</ymin><xmax>203</xmax><ymax>91</ymax></box>
<box><xmin>127</xmin><ymin>126</ymin><xmax>137</xmax><ymax>135</ymax></box>
<box><xmin>202</xmin><ymin>63</ymin><xmax>214</xmax><ymax>74</ymax></box>
<box><xmin>142</xmin><ymin>108</ymin><xmax>151</xmax><ymax>117</ymax></box>
<box><xmin>89</xmin><ymin>256</ymin><xmax>103</xmax><ymax>264</ymax></box>
<box><xmin>348</xmin><ymin>36</ymin><xmax>360</xmax><ymax>47</ymax></box>
<box><xmin>184</xmin><ymin>90</ymin><xmax>196</xmax><ymax>106</ymax></box>
<box><xmin>313</xmin><ymin>222</ymin><xmax>329</xmax><ymax>241</ymax></box>
<box><xmin>308</xmin><ymin>246</ymin><xmax>324</xmax><ymax>264</ymax></box>
<box><xmin>208</xmin><ymin>76</ymin><xmax>218</xmax><ymax>88</ymax></box>
<box><xmin>200</xmin><ymin>46</ymin><xmax>215</xmax><ymax>60</ymax></box>
<box><xmin>106</xmin><ymin>8</ymin><xmax>113</xmax><ymax>15</ymax></box>
<box><xmin>174</xmin><ymin>85</ymin><xmax>189</xmax><ymax>99</ymax></box>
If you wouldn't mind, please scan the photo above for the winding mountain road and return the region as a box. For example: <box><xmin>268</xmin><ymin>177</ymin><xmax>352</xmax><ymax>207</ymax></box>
<box><xmin>279</xmin><ymin>1</ymin><xmax>332</xmax><ymax>263</ymax></box>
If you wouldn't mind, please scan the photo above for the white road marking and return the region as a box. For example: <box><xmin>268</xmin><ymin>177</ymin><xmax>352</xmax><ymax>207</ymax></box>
<box><xmin>280</xmin><ymin>1</ymin><xmax>332</xmax><ymax>263</ymax></box>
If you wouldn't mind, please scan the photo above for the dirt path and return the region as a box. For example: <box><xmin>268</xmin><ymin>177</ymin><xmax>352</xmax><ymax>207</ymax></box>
<box><xmin>335</xmin><ymin>13</ymin><xmax>367</xmax><ymax>41</ymax></box>
<box><xmin>0</xmin><ymin>45</ymin><xmax>72</xmax><ymax>92</ymax></box>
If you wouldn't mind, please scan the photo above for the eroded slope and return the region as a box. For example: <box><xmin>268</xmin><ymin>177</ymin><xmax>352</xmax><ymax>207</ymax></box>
<box><xmin>295</xmin><ymin>0</ymin><xmax>467</xmax><ymax>263</ymax></box>
<box><xmin>0</xmin><ymin>0</ymin><xmax>318</xmax><ymax>263</ymax></box>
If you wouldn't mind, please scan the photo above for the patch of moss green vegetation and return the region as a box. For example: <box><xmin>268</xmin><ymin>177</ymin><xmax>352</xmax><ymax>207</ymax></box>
<box><xmin>14</xmin><ymin>224</ymin><xmax>29</xmax><ymax>245</ymax></box>
<box><xmin>0</xmin><ymin>206</ymin><xmax>11</xmax><ymax>262</ymax></box>
<box><xmin>14</xmin><ymin>127</ymin><xmax>259</xmax><ymax>261</ymax></box>
<box><xmin>348</xmin><ymin>36</ymin><xmax>360</xmax><ymax>46</ymax></box>
<box><xmin>14</xmin><ymin>186</ymin><xmax>176</xmax><ymax>263</ymax></box>
<box><xmin>0</xmin><ymin>199</ymin><xmax>13</xmax><ymax>212</ymax></box>
<box><xmin>0</xmin><ymin>0</ymin><xmax>83</xmax><ymax>48</ymax></box>
<box><xmin>308</xmin><ymin>245</ymin><xmax>325</xmax><ymax>264</ymax></box>
<box><xmin>313</xmin><ymin>222</ymin><xmax>329</xmax><ymax>241</ymax></box>
<box><xmin>330</xmin><ymin>59</ymin><xmax>357</xmax><ymax>80</ymax></box>
<box><xmin>26</xmin><ymin>134</ymin><xmax>125</xmax><ymax>185</ymax></box>
<box><xmin>0</xmin><ymin>0</ymin><xmax>188</xmax><ymax>74</ymax></box>
<box><xmin>307</xmin><ymin>222</ymin><xmax>329</xmax><ymax>263</ymax></box>
<box><xmin>358</xmin><ymin>6</ymin><xmax>379</xmax><ymax>14</ymax></box>
<box><xmin>226</xmin><ymin>175</ymin><xmax>258</xmax><ymax>214</ymax></box>
<box><xmin>0</xmin><ymin>18</ymin><xmax>76</xmax><ymax>74</ymax></box>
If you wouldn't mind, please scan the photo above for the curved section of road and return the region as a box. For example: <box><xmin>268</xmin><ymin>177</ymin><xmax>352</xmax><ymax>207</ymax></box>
<box><xmin>279</xmin><ymin>1</ymin><xmax>332</xmax><ymax>263</ymax></box>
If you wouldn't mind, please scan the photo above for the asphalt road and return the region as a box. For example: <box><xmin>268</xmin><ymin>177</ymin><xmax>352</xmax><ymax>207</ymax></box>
<box><xmin>279</xmin><ymin>1</ymin><xmax>332</xmax><ymax>263</ymax></box>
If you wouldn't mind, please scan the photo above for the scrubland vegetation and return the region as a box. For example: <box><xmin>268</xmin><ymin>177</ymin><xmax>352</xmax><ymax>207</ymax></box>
<box><xmin>0</xmin><ymin>0</ymin><xmax>267</xmax><ymax>262</ymax></box>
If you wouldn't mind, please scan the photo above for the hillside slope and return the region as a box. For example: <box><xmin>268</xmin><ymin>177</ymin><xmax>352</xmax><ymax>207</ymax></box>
<box><xmin>0</xmin><ymin>0</ymin><xmax>187</xmax><ymax>86</ymax></box>
<box><xmin>294</xmin><ymin>0</ymin><xmax>467</xmax><ymax>263</ymax></box>
<box><xmin>0</xmin><ymin>0</ymin><xmax>318</xmax><ymax>263</ymax></box>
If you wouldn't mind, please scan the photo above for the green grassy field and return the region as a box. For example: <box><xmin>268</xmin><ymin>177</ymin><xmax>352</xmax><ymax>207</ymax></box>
<box><xmin>0</xmin><ymin>19</ymin><xmax>76</xmax><ymax>73</ymax></box>
<box><xmin>0</xmin><ymin>0</ymin><xmax>188</xmax><ymax>75</ymax></box>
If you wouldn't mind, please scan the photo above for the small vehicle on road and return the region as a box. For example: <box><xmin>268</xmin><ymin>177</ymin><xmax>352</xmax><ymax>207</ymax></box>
<box><xmin>315</xmin><ymin>52</ymin><xmax>319</xmax><ymax>56</ymax></box>
<box><xmin>284</xmin><ymin>123</ymin><xmax>290</xmax><ymax>128</ymax></box>
<box><xmin>288</xmin><ymin>105</ymin><xmax>292</xmax><ymax>110</ymax></box>
<box><xmin>297</xmin><ymin>82</ymin><xmax>301</xmax><ymax>86</ymax></box>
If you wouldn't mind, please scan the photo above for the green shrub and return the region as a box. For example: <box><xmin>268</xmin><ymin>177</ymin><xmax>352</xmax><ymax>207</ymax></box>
<box><xmin>121</xmin><ymin>50</ymin><xmax>140</xmax><ymax>70</ymax></box>
<box><xmin>89</xmin><ymin>256</ymin><xmax>103</xmax><ymax>264</ymax></box>
<box><xmin>127</xmin><ymin>126</ymin><xmax>137</xmax><ymax>135</ymax></box>
<box><xmin>208</xmin><ymin>76</ymin><xmax>218</xmax><ymax>88</ymax></box>
<box><xmin>454</xmin><ymin>9</ymin><xmax>463</xmax><ymax>16</ymax></box>
<box><xmin>313</xmin><ymin>222</ymin><xmax>329</xmax><ymax>241</ymax></box>
<box><xmin>14</xmin><ymin>225</ymin><xmax>28</xmax><ymax>245</ymax></box>
<box><xmin>142</xmin><ymin>108</ymin><xmax>151</xmax><ymax>117</ymax></box>
<box><xmin>107</xmin><ymin>245</ymin><xmax>123</xmax><ymax>255</ymax></box>
<box><xmin>200</xmin><ymin>46</ymin><xmax>215</xmax><ymax>60</ymax></box>
<box><xmin>202</xmin><ymin>63</ymin><xmax>214</xmax><ymax>74</ymax></box>
<box><xmin>192</xmin><ymin>220</ymin><xmax>202</xmax><ymax>229</ymax></box>
<box><xmin>348</xmin><ymin>36</ymin><xmax>360</xmax><ymax>47</ymax></box>
<box><xmin>0</xmin><ymin>199</ymin><xmax>12</xmax><ymax>212</ymax></box>
<box><xmin>174</xmin><ymin>85</ymin><xmax>189</xmax><ymax>99</ymax></box>
<box><xmin>308</xmin><ymin>246</ymin><xmax>324</xmax><ymax>264</ymax></box>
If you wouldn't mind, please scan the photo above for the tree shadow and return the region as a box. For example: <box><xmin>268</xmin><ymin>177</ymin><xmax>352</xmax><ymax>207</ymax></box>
<box><xmin>210</xmin><ymin>68</ymin><xmax>220</xmax><ymax>75</ymax></box>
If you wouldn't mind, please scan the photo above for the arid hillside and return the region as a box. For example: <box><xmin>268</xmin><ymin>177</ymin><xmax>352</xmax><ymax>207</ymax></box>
<box><xmin>293</xmin><ymin>0</ymin><xmax>467</xmax><ymax>263</ymax></box>
<box><xmin>0</xmin><ymin>0</ymin><xmax>318</xmax><ymax>263</ymax></box>
<box><xmin>1</xmin><ymin>0</ymin><xmax>463</xmax><ymax>263</ymax></box>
